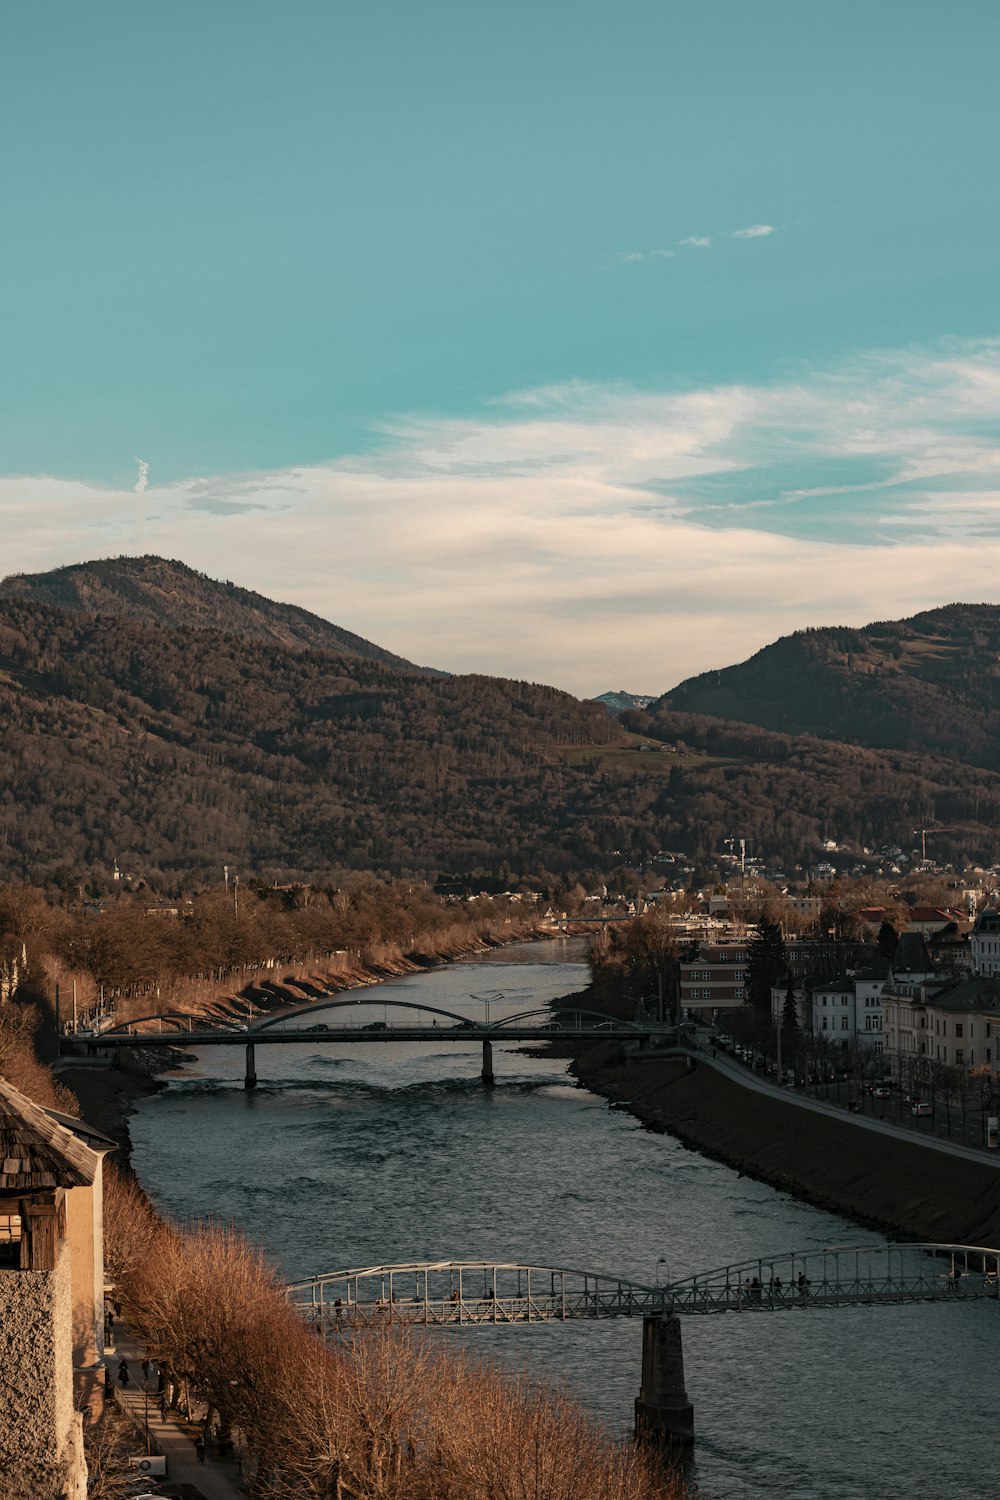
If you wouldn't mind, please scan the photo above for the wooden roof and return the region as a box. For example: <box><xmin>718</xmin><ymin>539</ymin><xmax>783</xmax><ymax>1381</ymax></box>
<box><xmin>0</xmin><ymin>1076</ymin><xmax>100</xmax><ymax>1191</ymax></box>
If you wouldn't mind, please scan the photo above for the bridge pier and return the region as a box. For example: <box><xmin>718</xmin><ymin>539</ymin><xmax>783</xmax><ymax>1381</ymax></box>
<box><xmin>482</xmin><ymin>1038</ymin><xmax>494</xmax><ymax>1086</ymax></box>
<box><xmin>635</xmin><ymin>1314</ymin><xmax>694</xmax><ymax>1448</ymax></box>
<box><xmin>245</xmin><ymin>1041</ymin><xmax>257</xmax><ymax>1090</ymax></box>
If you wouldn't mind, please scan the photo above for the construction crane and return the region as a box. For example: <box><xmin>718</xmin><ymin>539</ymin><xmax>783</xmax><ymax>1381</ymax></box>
<box><xmin>911</xmin><ymin>826</ymin><xmax>960</xmax><ymax>863</ymax></box>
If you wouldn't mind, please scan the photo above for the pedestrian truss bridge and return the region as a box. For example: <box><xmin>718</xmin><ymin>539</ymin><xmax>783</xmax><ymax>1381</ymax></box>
<box><xmin>288</xmin><ymin>1243</ymin><xmax>1000</xmax><ymax>1331</ymax></box>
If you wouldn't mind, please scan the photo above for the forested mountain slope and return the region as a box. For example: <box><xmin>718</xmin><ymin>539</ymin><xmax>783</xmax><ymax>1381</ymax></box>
<box><xmin>0</xmin><ymin>555</ymin><xmax>422</xmax><ymax>671</ymax></box>
<box><xmin>658</xmin><ymin>605</ymin><xmax>1000</xmax><ymax>768</ymax></box>
<box><xmin>5</xmin><ymin>576</ymin><xmax>1000</xmax><ymax>886</ymax></box>
<box><xmin>0</xmin><ymin>596</ymin><xmax>629</xmax><ymax>884</ymax></box>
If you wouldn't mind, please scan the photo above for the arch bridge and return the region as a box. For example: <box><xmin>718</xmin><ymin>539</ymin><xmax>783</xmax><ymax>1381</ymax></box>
<box><xmin>288</xmin><ymin>1243</ymin><xmax>1000</xmax><ymax>1447</ymax></box>
<box><xmin>81</xmin><ymin>997</ymin><xmax>661</xmax><ymax>1088</ymax></box>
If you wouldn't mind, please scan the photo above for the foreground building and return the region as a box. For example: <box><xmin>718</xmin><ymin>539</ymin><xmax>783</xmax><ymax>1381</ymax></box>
<box><xmin>0</xmin><ymin>1077</ymin><xmax>113</xmax><ymax>1500</ymax></box>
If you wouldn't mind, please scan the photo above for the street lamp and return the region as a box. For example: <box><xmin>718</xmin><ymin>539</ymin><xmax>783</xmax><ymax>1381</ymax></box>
<box><xmin>655</xmin><ymin>1256</ymin><xmax>670</xmax><ymax>1287</ymax></box>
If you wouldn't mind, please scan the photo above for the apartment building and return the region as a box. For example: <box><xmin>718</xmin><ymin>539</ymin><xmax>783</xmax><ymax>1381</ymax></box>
<box><xmin>811</xmin><ymin>965</ymin><xmax>889</xmax><ymax>1052</ymax></box>
<box><xmin>883</xmin><ymin>974</ymin><xmax>1000</xmax><ymax>1072</ymax></box>
<box><xmin>678</xmin><ymin>942</ymin><xmax>749</xmax><ymax>1018</ymax></box>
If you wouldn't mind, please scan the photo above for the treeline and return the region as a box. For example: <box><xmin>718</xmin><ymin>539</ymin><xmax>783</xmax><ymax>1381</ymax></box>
<box><xmin>101</xmin><ymin>1175</ymin><xmax>683</xmax><ymax>1500</ymax></box>
<box><xmin>0</xmin><ymin>879</ymin><xmax>542</xmax><ymax>1024</ymax></box>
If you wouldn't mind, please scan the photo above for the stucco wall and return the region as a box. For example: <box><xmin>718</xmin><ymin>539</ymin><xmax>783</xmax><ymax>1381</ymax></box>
<box><xmin>0</xmin><ymin>1243</ymin><xmax>87</xmax><ymax>1500</ymax></box>
<box><xmin>63</xmin><ymin>1164</ymin><xmax>106</xmax><ymax>1417</ymax></box>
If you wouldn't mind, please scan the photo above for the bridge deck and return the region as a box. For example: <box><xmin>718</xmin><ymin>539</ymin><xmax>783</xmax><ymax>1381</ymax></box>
<box><xmin>288</xmin><ymin>1246</ymin><xmax>1000</xmax><ymax>1332</ymax></box>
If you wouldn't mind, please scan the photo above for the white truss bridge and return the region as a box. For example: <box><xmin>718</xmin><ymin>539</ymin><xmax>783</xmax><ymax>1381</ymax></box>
<box><xmin>288</xmin><ymin>1242</ymin><xmax>1000</xmax><ymax>1331</ymax></box>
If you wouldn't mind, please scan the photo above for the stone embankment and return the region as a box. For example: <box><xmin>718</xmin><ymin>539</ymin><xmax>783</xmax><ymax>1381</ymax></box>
<box><xmin>573</xmin><ymin>1045</ymin><xmax>1000</xmax><ymax>1247</ymax></box>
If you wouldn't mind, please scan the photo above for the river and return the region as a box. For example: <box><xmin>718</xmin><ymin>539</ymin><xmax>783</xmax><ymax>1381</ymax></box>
<box><xmin>130</xmin><ymin>940</ymin><xmax>994</xmax><ymax>1499</ymax></box>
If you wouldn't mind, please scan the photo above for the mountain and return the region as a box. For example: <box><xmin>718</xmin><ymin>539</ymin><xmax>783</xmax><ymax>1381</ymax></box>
<box><xmin>656</xmin><ymin>605</ymin><xmax>1000</xmax><ymax>770</ymax></box>
<box><xmin>0</xmin><ymin>583</ymin><xmax>629</xmax><ymax>885</ymax></box>
<box><xmin>0</xmin><ymin>556</ymin><xmax>424</xmax><ymax>672</ymax></box>
<box><xmin>3</xmin><ymin>569</ymin><xmax>1000</xmax><ymax>885</ymax></box>
<box><xmin>592</xmin><ymin>690</ymin><xmax>657</xmax><ymax>716</ymax></box>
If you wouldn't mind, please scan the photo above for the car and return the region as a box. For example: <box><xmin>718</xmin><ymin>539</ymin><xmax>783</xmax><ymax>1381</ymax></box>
<box><xmin>362</xmin><ymin>1021</ymin><xmax>388</xmax><ymax>1031</ymax></box>
<box><xmin>873</xmin><ymin>1086</ymin><xmax>892</xmax><ymax>1098</ymax></box>
<box><xmin>911</xmin><ymin>1100</ymin><xmax>933</xmax><ymax>1116</ymax></box>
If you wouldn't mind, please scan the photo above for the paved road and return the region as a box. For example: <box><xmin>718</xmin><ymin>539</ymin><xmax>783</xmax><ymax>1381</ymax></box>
<box><xmin>109</xmin><ymin>1329</ymin><xmax>245</xmax><ymax>1499</ymax></box>
<box><xmin>666</xmin><ymin>1048</ymin><xmax>1000</xmax><ymax>1171</ymax></box>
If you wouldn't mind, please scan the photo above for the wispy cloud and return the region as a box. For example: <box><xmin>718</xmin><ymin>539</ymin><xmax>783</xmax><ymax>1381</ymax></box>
<box><xmin>732</xmin><ymin>223</ymin><xmax>776</xmax><ymax>238</ymax></box>
<box><xmin>615</xmin><ymin>249</ymin><xmax>676</xmax><ymax>264</ymax></box>
<box><xmin>3</xmin><ymin>340</ymin><xmax>1000</xmax><ymax>694</ymax></box>
<box><xmin>679</xmin><ymin>235</ymin><xmax>712</xmax><ymax>248</ymax></box>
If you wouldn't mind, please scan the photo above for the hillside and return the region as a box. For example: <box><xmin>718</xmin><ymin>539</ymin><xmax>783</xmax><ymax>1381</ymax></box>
<box><xmin>4</xmin><ymin>570</ymin><xmax>1000</xmax><ymax>885</ymax></box>
<box><xmin>0</xmin><ymin>591</ymin><xmax>634</xmax><ymax>885</ymax></box>
<box><xmin>0</xmin><ymin>555</ymin><xmax>423</xmax><ymax>671</ymax></box>
<box><xmin>658</xmin><ymin>605</ymin><xmax>1000</xmax><ymax>769</ymax></box>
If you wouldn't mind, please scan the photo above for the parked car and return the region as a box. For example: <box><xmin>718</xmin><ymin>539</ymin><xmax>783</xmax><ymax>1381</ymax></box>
<box><xmin>873</xmin><ymin>1086</ymin><xmax>892</xmax><ymax>1098</ymax></box>
<box><xmin>911</xmin><ymin>1100</ymin><xmax>933</xmax><ymax>1116</ymax></box>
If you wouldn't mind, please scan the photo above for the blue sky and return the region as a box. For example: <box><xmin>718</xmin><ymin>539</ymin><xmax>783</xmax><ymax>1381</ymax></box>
<box><xmin>2</xmin><ymin>1</ymin><xmax>999</xmax><ymax>693</ymax></box>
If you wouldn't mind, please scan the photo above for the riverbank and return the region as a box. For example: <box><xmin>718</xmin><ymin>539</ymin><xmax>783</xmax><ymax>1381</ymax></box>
<box><xmin>58</xmin><ymin>926</ymin><xmax>555</xmax><ymax>1162</ymax></box>
<box><xmin>572</xmin><ymin>1043</ymin><xmax>1000</xmax><ymax>1246</ymax></box>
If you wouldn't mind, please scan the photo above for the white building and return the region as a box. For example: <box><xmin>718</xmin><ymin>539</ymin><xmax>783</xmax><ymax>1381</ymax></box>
<box><xmin>970</xmin><ymin>909</ymin><xmax>1000</xmax><ymax>976</ymax></box>
<box><xmin>883</xmin><ymin>973</ymin><xmax>1000</xmax><ymax>1074</ymax></box>
<box><xmin>811</xmin><ymin>965</ymin><xmax>890</xmax><ymax>1053</ymax></box>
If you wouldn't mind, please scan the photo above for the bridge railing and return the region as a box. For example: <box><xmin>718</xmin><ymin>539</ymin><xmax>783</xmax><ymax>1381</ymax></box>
<box><xmin>288</xmin><ymin>1244</ymin><xmax>1000</xmax><ymax>1333</ymax></box>
<box><xmin>287</xmin><ymin>1260</ymin><xmax>671</xmax><ymax>1328</ymax></box>
<box><xmin>662</xmin><ymin>1242</ymin><xmax>1000</xmax><ymax>1313</ymax></box>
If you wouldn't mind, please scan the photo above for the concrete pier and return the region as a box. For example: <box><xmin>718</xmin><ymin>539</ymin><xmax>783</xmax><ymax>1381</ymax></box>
<box><xmin>482</xmin><ymin>1038</ymin><xmax>494</xmax><ymax>1086</ymax></box>
<box><xmin>634</xmin><ymin>1314</ymin><xmax>694</xmax><ymax>1446</ymax></box>
<box><xmin>245</xmin><ymin>1041</ymin><xmax>257</xmax><ymax>1090</ymax></box>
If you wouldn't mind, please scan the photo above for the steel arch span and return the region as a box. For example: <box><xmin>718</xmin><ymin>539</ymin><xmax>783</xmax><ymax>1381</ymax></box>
<box><xmin>288</xmin><ymin>1244</ymin><xmax>1000</xmax><ymax>1330</ymax></box>
<box><xmin>252</xmin><ymin>996</ymin><xmax>478</xmax><ymax>1032</ymax></box>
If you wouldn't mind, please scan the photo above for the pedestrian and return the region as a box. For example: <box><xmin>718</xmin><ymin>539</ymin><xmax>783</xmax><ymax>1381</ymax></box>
<box><xmin>195</xmin><ymin>1435</ymin><xmax>206</xmax><ymax>1465</ymax></box>
<box><xmin>118</xmin><ymin>1358</ymin><xmax>129</xmax><ymax>1387</ymax></box>
<box><xmin>160</xmin><ymin>1395</ymin><xmax>169</xmax><ymax>1421</ymax></box>
<box><xmin>140</xmin><ymin>1357</ymin><xmax>150</xmax><ymax>1382</ymax></box>
<box><xmin>113</xmin><ymin>1300</ymin><xmax>122</xmax><ymax>1319</ymax></box>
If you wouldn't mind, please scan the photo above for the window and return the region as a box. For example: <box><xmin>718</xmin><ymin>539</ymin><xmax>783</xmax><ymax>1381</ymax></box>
<box><xmin>841</xmin><ymin>1017</ymin><xmax>849</xmax><ymax>1030</ymax></box>
<box><xmin>955</xmin><ymin>1023</ymin><xmax>964</xmax><ymax>1038</ymax></box>
<box><xmin>955</xmin><ymin>1049</ymin><xmax>964</xmax><ymax>1064</ymax></box>
<box><xmin>734</xmin><ymin>987</ymin><xmax>744</xmax><ymax>999</ymax></box>
<box><xmin>841</xmin><ymin>997</ymin><xmax>849</xmax><ymax>1006</ymax></box>
<box><xmin>821</xmin><ymin>1018</ymin><xmax>828</xmax><ymax>1031</ymax></box>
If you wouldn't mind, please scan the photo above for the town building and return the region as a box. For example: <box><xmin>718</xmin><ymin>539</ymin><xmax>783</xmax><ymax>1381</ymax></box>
<box><xmin>678</xmin><ymin>942</ymin><xmax>749</xmax><ymax>1017</ymax></box>
<box><xmin>970</xmin><ymin>908</ymin><xmax>1000</xmax><ymax>976</ymax></box>
<box><xmin>0</xmin><ymin>1077</ymin><xmax>114</xmax><ymax>1499</ymax></box>
<box><xmin>882</xmin><ymin>975</ymin><xmax>1000</xmax><ymax>1074</ymax></box>
<box><xmin>810</xmin><ymin>963</ymin><xmax>890</xmax><ymax>1053</ymax></box>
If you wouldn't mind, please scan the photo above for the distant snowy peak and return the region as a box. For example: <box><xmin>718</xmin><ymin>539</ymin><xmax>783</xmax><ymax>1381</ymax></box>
<box><xmin>593</xmin><ymin>689</ymin><xmax>657</xmax><ymax>715</ymax></box>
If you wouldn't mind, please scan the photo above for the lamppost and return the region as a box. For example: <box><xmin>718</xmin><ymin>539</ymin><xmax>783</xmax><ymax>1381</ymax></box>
<box><xmin>655</xmin><ymin>1256</ymin><xmax>669</xmax><ymax>1288</ymax></box>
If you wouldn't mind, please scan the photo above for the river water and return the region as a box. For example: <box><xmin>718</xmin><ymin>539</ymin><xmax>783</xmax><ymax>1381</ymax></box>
<box><xmin>130</xmin><ymin>941</ymin><xmax>994</xmax><ymax>1499</ymax></box>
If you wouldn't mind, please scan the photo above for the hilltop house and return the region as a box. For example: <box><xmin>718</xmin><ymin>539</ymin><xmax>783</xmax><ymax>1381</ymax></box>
<box><xmin>0</xmin><ymin>1077</ymin><xmax>114</xmax><ymax>1500</ymax></box>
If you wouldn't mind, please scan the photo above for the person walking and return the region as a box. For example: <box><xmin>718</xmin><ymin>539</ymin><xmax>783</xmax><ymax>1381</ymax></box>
<box><xmin>118</xmin><ymin>1358</ymin><xmax>129</xmax><ymax>1387</ymax></box>
<box><xmin>195</xmin><ymin>1435</ymin><xmax>206</xmax><ymax>1465</ymax></box>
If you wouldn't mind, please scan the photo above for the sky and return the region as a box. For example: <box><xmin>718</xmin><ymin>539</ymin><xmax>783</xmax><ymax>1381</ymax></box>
<box><xmin>1</xmin><ymin>0</ymin><xmax>999</xmax><ymax>696</ymax></box>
